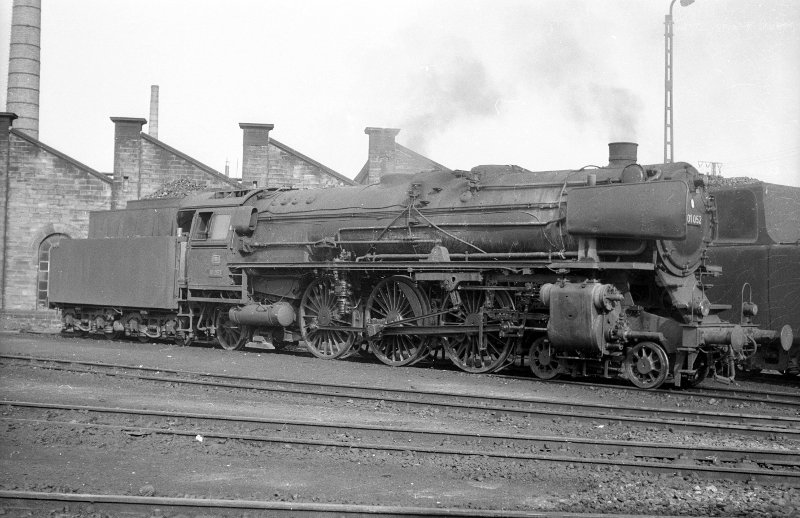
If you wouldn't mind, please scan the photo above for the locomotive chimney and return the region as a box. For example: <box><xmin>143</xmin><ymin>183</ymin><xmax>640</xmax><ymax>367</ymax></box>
<box><xmin>148</xmin><ymin>85</ymin><xmax>159</xmax><ymax>139</ymax></box>
<box><xmin>6</xmin><ymin>0</ymin><xmax>42</xmax><ymax>139</ymax></box>
<box><xmin>608</xmin><ymin>142</ymin><xmax>638</xmax><ymax>167</ymax></box>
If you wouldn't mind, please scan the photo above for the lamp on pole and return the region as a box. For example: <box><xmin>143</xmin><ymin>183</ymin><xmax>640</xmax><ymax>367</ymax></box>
<box><xmin>664</xmin><ymin>0</ymin><xmax>695</xmax><ymax>163</ymax></box>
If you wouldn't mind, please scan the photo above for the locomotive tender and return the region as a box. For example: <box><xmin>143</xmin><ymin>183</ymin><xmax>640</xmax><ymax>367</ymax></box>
<box><xmin>49</xmin><ymin>142</ymin><xmax>792</xmax><ymax>389</ymax></box>
<box><xmin>706</xmin><ymin>180</ymin><xmax>800</xmax><ymax>376</ymax></box>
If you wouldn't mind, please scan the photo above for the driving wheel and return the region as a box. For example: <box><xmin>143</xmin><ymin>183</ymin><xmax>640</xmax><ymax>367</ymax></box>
<box><xmin>299</xmin><ymin>278</ymin><xmax>355</xmax><ymax>359</ymax></box>
<box><xmin>365</xmin><ymin>276</ymin><xmax>432</xmax><ymax>366</ymax></box>
<box><xmin>441</xmin><ymin>289</ymin><xmax>514</xmax><ymax>374</ymax></box>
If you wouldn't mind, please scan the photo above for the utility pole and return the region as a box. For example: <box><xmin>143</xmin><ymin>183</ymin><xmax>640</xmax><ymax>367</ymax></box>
<box><xmin>664</xmin><ymin>0</ymin><xmax>695</xmax><ymax>163</ymax></box>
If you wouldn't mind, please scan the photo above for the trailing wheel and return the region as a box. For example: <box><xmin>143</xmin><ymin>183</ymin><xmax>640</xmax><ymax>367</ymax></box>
<box><xmin>299</xmin><ymin>278</ymin><xmax>354</xmax><ymax>359</ymax></box>
<box><xmin>215</xmin><ymin>308</ymin><xmax>249</xmax><ymax>351</ymax></box>
<box><xmin>624</xmin><ymin>341</ymin><xmax>669</xmax><ymax>389</ymax></box>
<box><xmin>682</xmin><ymin>352</ymin><xmax>709</xmax><ymax>388</ymax></box>
<box><xmin>441</xmin><ymin>290</ymin><xmax>514</xmax><ymax>374</ymax></box>
<box><xmin>365</xmin><ymin>276</ymin><xmax>432</xmax><ymax>367</ymax></box>
<box><xmin>173</xmin><ymin>317</ymin><xmax>193</xmax><ymax>347</ymax></box>
<box><xmin>528</xmin><ymin>336</ymin><xmax>561</xmax><ymax>380</ymax></box>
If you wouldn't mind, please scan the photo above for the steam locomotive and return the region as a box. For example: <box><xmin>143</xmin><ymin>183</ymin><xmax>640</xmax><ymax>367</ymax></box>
<box><xmin>49</xmin><ymin>142</ymin><xmax>792</xmax><ymax>389</ymax></box>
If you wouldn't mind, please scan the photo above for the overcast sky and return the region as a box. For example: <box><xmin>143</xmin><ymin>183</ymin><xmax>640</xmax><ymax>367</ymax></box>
<box><xmin>1</xmin><ymin>0</ymin><xmax>798</xmax><ymax>186</ymax></box>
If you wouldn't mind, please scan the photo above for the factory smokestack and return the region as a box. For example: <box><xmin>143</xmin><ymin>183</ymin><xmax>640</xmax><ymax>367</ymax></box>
<box><xmin>6</xmin><ymin>0</ymin><xmax>42</xmax><ymax>139</ymax></box>
<box><xmin>148</xmin><ymin>85</ymin><xmax>159</xmax><ymax>139</ymax></box>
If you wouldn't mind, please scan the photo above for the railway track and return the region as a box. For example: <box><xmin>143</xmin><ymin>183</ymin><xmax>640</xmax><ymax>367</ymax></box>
<box><xmin>3</xmin><ymin>400</ymin><xmax>799</xmax><ymax>486</ymax></box>
<box><xmin>3</xmin><ymin>354</ymin><xmax>799</xmax><ymax>438</ymax></box>
<box><xmin>495</xmin><ymin>370</ymin><xmax>800</xmax><ymax>409</ymax></box>
<box><xmin>0</xmin><ymin>490</ymin><xmax>694</xmax><ymax>518</ymax></box>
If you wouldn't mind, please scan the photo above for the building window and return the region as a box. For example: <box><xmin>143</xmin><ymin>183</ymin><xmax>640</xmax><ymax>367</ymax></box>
<box><xmin>37</xmin><ymin>234</ymin><xmax>69</xmax><ymax>309</ymax></box>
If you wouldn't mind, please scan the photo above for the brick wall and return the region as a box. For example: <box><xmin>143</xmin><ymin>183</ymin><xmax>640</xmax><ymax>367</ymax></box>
<box><xmin>354</xmin><ymin>129</ymin><xmax>451</xmax><ymax>185</ymax></box>
<box><xmin>395</xmin><ymin>144</ymin><xmax>449</xmax><ymax>176</ymax></box>
<box><xmin>110</xmin><ymin>118</ymin><xmax>240</xmax><ymax>207</ymax></box>
<box><xmin>139</xmin><ymin>133</ymin><xmax>240</xmax><ymax>195</ymax></box>
<box><xmin>0</xmin><ymin>113</ymin><xmax>16</xmax><ymax>303</ymax></box>
<box><xmin>267</xmin><ymin>139</ymin><xmax>353</xmax><ymax>188</ymax></box>
<box><xmin>2</xmin><ymin>130</ymin><xmax>111</xmax><ymax>311</ymax></box>
<box><xmin>0</xmin><ymin>308</ymin><xmax>61</xmax><ymax>332</ymax></box>
<box><xmin>240</xmin><ymin>123</ymin><xmax>354</xmax><ymax>189</ymax></box>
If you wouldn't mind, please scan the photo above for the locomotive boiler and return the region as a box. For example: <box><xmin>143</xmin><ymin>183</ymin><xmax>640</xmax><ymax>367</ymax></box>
<box><xmin>49</xmin><ymin>142</ymin><xmax>792</xmax><ymax>389</ymax></box>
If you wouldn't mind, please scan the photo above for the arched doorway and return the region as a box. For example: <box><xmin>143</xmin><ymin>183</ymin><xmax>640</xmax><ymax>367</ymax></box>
<box><xmin>36</xmin><ymin>234</ymin><xmax>69</xmax><ymax>309</ymax></box>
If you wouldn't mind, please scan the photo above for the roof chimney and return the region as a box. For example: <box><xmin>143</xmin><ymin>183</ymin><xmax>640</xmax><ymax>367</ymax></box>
<box><xmin>608</xmin><ymin>142</ymin><xmax>638</xmax><ymax>167</ymax></box>
<box><xmin>239</xmin><ymin>123</ymin><xmax>274</xmax><ymax>188</ymax></box>
<box><xmin>6</xmin><ymin>0</ymin><xmax>42</xmax><ymax>139</ymax></box>
<box><xmin>148</xmin><ymin>85</ymin><xmax>159</xmax><ymax>139</ymax></box>
<box><xmin>365</xmin><ymin>127</ymin><xmax>400</xmax><ymax>185</ymax></box>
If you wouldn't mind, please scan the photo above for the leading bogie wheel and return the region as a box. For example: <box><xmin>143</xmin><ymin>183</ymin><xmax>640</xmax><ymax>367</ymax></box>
<box><xmin>624</xmin><ymin>341</ymin><xmax>669</xmax><ymax>389</ymax></box>
<box><xmin>365</xmin><ymin>276</ymin><xmax>432</xmax><ymax>367</ymax></box>
<box><xmin>299</xmin><ymin>278</ymin><xmax>355</xmax><ymax>359</ymax></box>
<box><xmin>215</xmin><ymin>308</ymin><xmax>249</xmax><ymax>351</ymax></box>
<box><xmin>528</xmin><ymin>336</ymin><xmax>561</xmax><ymax>380</ymax></box>
<box><xmin>441</xmin><ymin>289</ymin><xmax>514</xmax><ymax>374</ymax></box>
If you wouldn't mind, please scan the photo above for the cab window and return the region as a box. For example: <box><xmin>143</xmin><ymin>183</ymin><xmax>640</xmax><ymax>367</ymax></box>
<box><xmin>177</xmin><ymin>210</ymin><xmax>194</xmax><ymax>237</ymax></box>
<box><xmin>715</xmin><ymin>190</ymin><xmax>758</xmax><ymax>242</ymax></box>
<box><xmin>193</xmin><ymin>212</ymin><xmax>231</xmax><ymax>241</ymax></box>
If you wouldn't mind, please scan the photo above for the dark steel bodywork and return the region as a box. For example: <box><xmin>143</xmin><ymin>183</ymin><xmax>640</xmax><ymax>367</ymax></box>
<box><xmin>49</xmin><ymin>236</ymin><xmax>180</xmax><ymax>310</ymax></box>
<box><xmin>707</xmin><ymin>182</ymin><xmax>800</xmax><ymax>374</ymax></box>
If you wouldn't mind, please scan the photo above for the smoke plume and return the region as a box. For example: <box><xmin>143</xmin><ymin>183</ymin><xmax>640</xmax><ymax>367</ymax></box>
<box><xmin>397</xmin><ymin>47</ymin><xmax>502</xmax><ymax>154</ymax></box>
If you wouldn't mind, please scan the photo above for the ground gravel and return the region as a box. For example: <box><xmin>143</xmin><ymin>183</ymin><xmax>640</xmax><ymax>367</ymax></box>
<box><xmin>1</xmin><ymin>331</ymin><xmax>797</xmax><ymax>516</ymax></box>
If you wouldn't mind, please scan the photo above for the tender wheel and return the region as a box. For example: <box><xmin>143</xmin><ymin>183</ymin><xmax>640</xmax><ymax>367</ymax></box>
<box><xmin>299</xmin><ymin>278</ymin><xmax>354</xmax><ymax>359</ymax></box>
<box><xmin>365</xmin><ymin>276</ymin><xmax>432</xmax><ymax>367</ymax></box>
<box><xmin>215</xmin><ymin>308</ymin><xmax>249</xmax><ymax>351</ymax></box>
<box><xmin>123</xmin><ymin>313</ymin><xmax>149</xmax><ymax>342</ymax></box>
<box><xmin>624</xmin><ymin>341</ymin><xmax>669</xmax><ymax>389</ymax></box>
<box><xmin>441</xmin><ymin>289</ymin><xmax>514</xmax><ymax>374</ymax></box>
<box><xmin>529</xmin><ymin>336</ymin><xmax>561</xmax><ymax>380</ymax></box>
<box><xmin>103</xmin><ymin>328</ymin><xmax>121</xmax><ymax>340</ymax></box>
<box><xmin>61</xmin><ymin>309</ymin><xmax>81</xmax><ymax>336</ymax></box>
